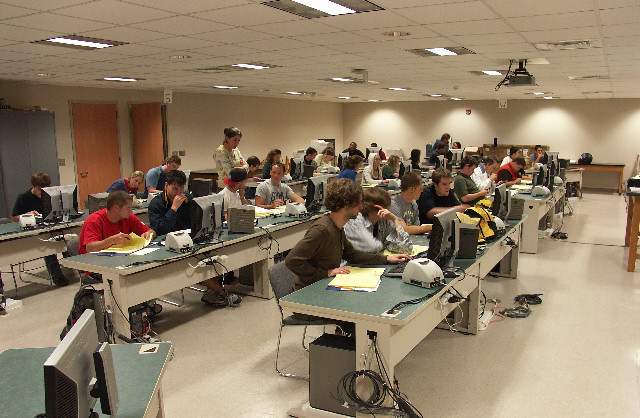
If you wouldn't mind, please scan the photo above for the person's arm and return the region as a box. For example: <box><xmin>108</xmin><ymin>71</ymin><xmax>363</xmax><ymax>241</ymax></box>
<box><xmin>11</xmin><ymin>194</ymin><xmax>39</xmax><ymax>222</ymax></box>
<box><xmin>471</xmin><ymin>170</ymin><xmax>491</xmax><ymax>190</ymax></box>
<box><xmin>285</xmin><ymin>225</ymin><xmax>331</xmax><ymax>288</ymax></box>
<box><xmin>145</xmin><ymin>170</ymin><xmax>162</xmax><ymax>194</ymax></box>
<box><xmin>497</xmin><ymin>170</ymin><xmax>519</xmax><ymax>187</ymax></box>
<box><xmin>398</xmin><ymin>221</ymin><xmax>432</xmax><ymax>235</ymax></box>
<box><xmin>459</xmin><ymin>190</ymin><xmax>488</xmax><ymax>203</ymax></box>
<box><xmin>85</xmin><ymin>233</ymin><xmax>132</xmax><ymax>253</ymax></box>
<box><xmin>254</xmin><ymin>183</ymin><xmax>278</xmax><ymax>208</ymax></box>
<box><xmin>213</xmin><ymin>148</ymin><xmax>231</xmax><ymax>178</ymax></box>
<box><xmin>288</xmin><ymin>192</ymin><xmax>304</xmax><ymax>204</ymax></box>
<box><xmin>238</xmin><ymin>187</ymin><xmax>248</xmax><ymax>206</ymax></box>
<box><xmin>234</xmin><ymin>148</ymin><xmax>248</xmax><ymax>170</ymax></box>
<box><xmin>342</xmin><ymin>230</ymin><xmax>388</xmax><ymax>265</ymax></box>
<box><xmin>362</xmin><ymin>167</ymin><xmax>381</xmax><ymax>185</ymax></box>
<box><xmin>130</xmin><ymin>213</ymin><xmax>152</xmax><ymax>238</ymax></box>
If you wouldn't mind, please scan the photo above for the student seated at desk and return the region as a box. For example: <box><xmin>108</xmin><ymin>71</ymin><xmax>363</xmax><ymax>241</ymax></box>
<box><xmin>246</xmin><ymin>155</ymin><xmax>261</xmax><ymax>178</ymax></box>
<box><xmin>417</xmin><ymin>168</ymin><xmax>469</xmax><ymax>224</ymax></box>
<box><xmin>344</xmin><ymin>187</ymin><xmax>412</xmax><ymax>254</ymax></box>
<box><xmin>529</xmin><ymin>144</ymin><xmax>548</xmax><ymax>165</ymax></box>
<box><xmin>285</xmin><ymin>179</ymin><xmax>410</xmax><ymax>292</ymax></box>
<box><xmin>342</xmin><ymin>141</ymin><xmax>365</xmax><ymax>159</ymax></box>
<box><xmin>303</xmin><ymin>147</ymin><xmax>319</xmax><ymax>172</ymax></box>
<box><xmin>389</xmin><ymin>172</ymin><xmax>432</xmax><ymax>235</ymax></box>
<box><xmin>217</xmin><ymin>168</ymin><xmax>249</xmax><ymax>213</ymax></box>
<box><xmin>148</xmin><ymin>171</ymin><xmax>242</xmax><ymax>307</ymax></box>
<box><xmin>454</xmin><ymin>156</ymin><xmax>490</xmax><ymax>206</ymax></box>
<box><xmin>471</xmin><ymin>156</ymin><xmax>500</xmax><ymax>190</ymax></box>
<box><xmin>106</xmin><ymin>171</ymin><xmax>144</xmax><ymax>197</ymax></box>
<box><xmin>496</xmin><ymin>156</ymin><xmax>526</xmax><ymax>187</ymax></box>
<box><xmin>410</xmin><ymin>149</ymin><xmax>421</xmax><ymax>170</ymax></box>
<box><xmin>11</xmin><ymin>172</ymin><xmax>68</xmax><ymax>286</ymax></box>
<box><xmin>315</xmin><ymin>147</ymin><xmax>335</xmax><ymax>169</ymax></box>
<box><xmin>501</xmin><ymin>146</ymin><xmax>521</xmax><ymax>167</ymax></box>
<box><xmin>143</xmin><ymin>155</ymin><xmax>181</xmax><ymax>198</ymax></box>
<box><xmin>337</xmin><ymin>155</ymin><xmax>363</xmax><ymax>181</ymax></box>
<box><xmin>262</xmin><ymin>149</ymin><xmax>281</xmax><ymax>180</ymax></box>
<box><xmin>429</xmin><ymin>141</ymin><xmax>448</xmax><ymax>165</ymax></box>
<box><xmin>362</xmin><ymin>153</ymin><xmax>389</xmax><ymax>185</ymax></box>
<box><xmin>254</xmin><ymin>163</ymin><xmax>304</xmax><ymax>209</ymax></box>
<box><xmin>382</xmin><ymin>155</ymin><xmax>400</xmax><ymax>179</ymax></box>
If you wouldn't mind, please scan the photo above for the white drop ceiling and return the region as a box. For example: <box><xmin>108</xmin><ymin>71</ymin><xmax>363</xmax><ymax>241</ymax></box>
<box><xmin>1</xmin><ymin>0</ymin><xmax>639</xmax><ymax>101</ymax></box>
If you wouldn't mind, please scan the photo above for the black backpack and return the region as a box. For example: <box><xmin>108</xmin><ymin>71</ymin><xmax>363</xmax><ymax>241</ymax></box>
<box><xmin>60</xmin><ymin>285</ymin><xmax>103</xmax><ymax>340</ymax></box>
<box><xmin>578</xmin><ymin>153</ymin><xmax>593</xmax><ymax>165</ymax></box>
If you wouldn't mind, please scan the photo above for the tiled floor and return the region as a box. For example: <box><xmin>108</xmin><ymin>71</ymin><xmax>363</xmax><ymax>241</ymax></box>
<box><xmin>1</xmin><ymin>192</ymin><xmax>639</xmax><ymax>417</ymax></box>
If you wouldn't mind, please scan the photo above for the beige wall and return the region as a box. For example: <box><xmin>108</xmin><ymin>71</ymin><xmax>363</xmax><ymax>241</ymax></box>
<box><xmin>0</xmin><ymin>80</ymin><xmax>344</xmax><ymax>186</ymax></box>
<box><xmin>344</xmin><ymin>99</ymin><xmax>640</xmax><ymax>188</ymax></box>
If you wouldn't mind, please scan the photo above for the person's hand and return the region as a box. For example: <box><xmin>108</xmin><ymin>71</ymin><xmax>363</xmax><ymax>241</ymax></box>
<box><xmin>374</xmin><ymin>205</ymin><xmax>396</xmax><ymax>222</ymax></box>
<box><xmin>27</xmin><ymin>210</ymin><xmax>40</xmax><ymax>216</ymax></box>
<box><xmin>142</xmin><ymin>230</ymin><xmax>155</xmax><ymax>240</ymax></box>
<box><xmin>110</xmin><ymin>233</ymin><xmax>131</xmax><ymax>246</ymax></box>
<box><xmin>171</xmin><ymin>193</ymin><xmax>186</xmax><ymax>211</ymax></box>
<box><xmin>480</xmin><ymin>189</ymin><xmax>489</xmax><ymax>197</ymax></box>
<box><xmin>272</xmin><ymin>198</ymin><xmax>284</xmax><ymax>208</ymax></box>
<box><xmin>328</xmin><ymin>267</ymin><xmax>350</xmax><ymax>276</ymax></box>
<box><xmin>382</xmin><ymin>179</ymin><xmax>390</xmax><ymax>184</ymax></box>
<box><xmin>387</xmin><ymin>254</ymin><xmax>412</xmax><ymax>263</ymax></box>
<box><xmin>515</xmin><ymin>178</ymin><xmax>522</xmax><ymax>184</ymax></box>
<box><xmin>456</xmin><ymin>204</ymin><xmax>470</xmax><ymax>212</ymax></box>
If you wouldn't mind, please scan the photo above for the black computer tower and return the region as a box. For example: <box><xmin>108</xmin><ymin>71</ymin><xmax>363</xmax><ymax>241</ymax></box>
<box><xmin>309</xmin><ymin>333</ymin><xmax>356</xmax><ymax>417</ymax></box>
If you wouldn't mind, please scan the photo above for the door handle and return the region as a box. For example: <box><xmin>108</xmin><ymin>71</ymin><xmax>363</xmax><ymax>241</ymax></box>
<box><xmin>80</xmin><ymin>172</ymin><xmax>88</xmax><ymax>178</ymax></box>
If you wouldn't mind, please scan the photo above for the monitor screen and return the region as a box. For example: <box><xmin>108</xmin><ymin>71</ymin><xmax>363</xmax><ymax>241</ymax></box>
<box><xmin>449</xmin><ymin>149</ymin><xmax>463</xmax><ymax>165</ymax></box>
<box><xmin>503</xmin><ymin>187</ymin><xmax>512</xmax><ymax>220</ymax></box>
<box><xmin>305</xmin><ymin>174</ymin><xmax>330</xmax><ymax>210</ymax></box>
<box><xmin>427</xmin><ymin>207</ymin><xmax>458</xmax><ymax>267</ymax></box>
<box><xmin>386</xmin><ymin>148</ymin><xmax>402</xmax><ymax>158</ymax></box>
<box><xmin>190</xmin><ymin>194</ymin><xmax>224</xmax><ymax>242</ymax></box>
<box><xmin>302</xmin><ymin>163</ymin><xmax>315</xmax><ymax>179</ymax></box>
<box><xmin>42</xmin><ymin>184</ymin><xmax>79</xmax><ymax>221</ymax></box>
<box><xmin>190</xmin><ymin>178</ymin><xmax>213</xmax><ymax>197</ymax></box>
<box><xmin>290</xmin><ymin>157</ymin><xmax>304</xmax><ymax>180</ymax></box>
<box><xmin>492</xmin><ymin>183</ymin><xmax>507</xmax><ymax>219</ymax></box>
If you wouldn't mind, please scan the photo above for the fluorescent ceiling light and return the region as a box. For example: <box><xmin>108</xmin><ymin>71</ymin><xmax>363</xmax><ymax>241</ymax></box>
<box><xmin>426</xmin><ymin>48</ymin><xmax>457</xmax><ymax>56</ymax></box>
<box><xmin>292</xmin><ymin>0</ymin><xmax>355</xmax><ymax>15</ymax></box>
<box><xmin>338</xmin><ymin>96</ymin><xmax>352</xmax><ymax>99</ymax></box>
<box><xmin>368</xmin><ymin>99</ymin><xmax>381</xmax><ymax>102</ymax></box>
<box><xmin>33</xmin><ymin>35</ymin><xmax>127</xmax><ymax>51</ymax></box>
<box><xmin>533</xmin><ymin>92</ymin><xmax>545</xmax><ymax>95</ymax></box>
<box><xmin>233</xmin><ymin>63</ymin><xmax>269</xmax><ymax>70</ymax></box>
<box><xmin>451</xmin><ymin>97</ymin><xmax>462</xmax><ymax>101</ymax></box>
<box><xmin>543</xmin><ymin>96</ymin><xmax>554</xmax><ymax>99</ymax></box>
<box><xmin>429</xmin><ymin>94</ymin><xmax>442</xmax><ymax>97</ymax></box>
<box><xmin>482</xmin><ymin>70</ymin><xmax>502</xmax><ymax>76</ymax></box>
<box><xmin>47</xmin><ymin>37</ymin><xmax>112</xmax><ymax>48</ymax></box>
<box><xmin>287</xmin><ymin>91</ymin><xmax>303</xmax><ymax>95</ymax></box>
<box><xmin>388</xmin><ymin>87</ymin><xmax>407</xmax><ymax>91</ymax></box>
<box><xmin>170</xmin><ymin>55</ymin><xmax>191</xmax><ymax>60</ymax></box>
<box><xmin>331</xmin><ymin>77</ymin><xmax>353</xmax><ymax>82</ymax></box>
<box><xmin>214</xmin><ymin>85</ymin><xmax>239</xmax><ymax>89</ymax></box>
<box><xmin>103</xmin><ymin>77</ymin><xmax>138</xmax><ymax>82</ymax></box>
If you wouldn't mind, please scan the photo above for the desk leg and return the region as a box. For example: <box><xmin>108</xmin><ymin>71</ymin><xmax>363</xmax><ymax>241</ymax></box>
<box><xmin>102</xmin><ymin>272</ymin><xmax>132</xmax><ymax>340</ymax></box>
<box><xmin>625</xmin><ymin>196</ymin><xmax>635</xmax><ymax>246</ymax></box>
<box><xmin>454</xmin><ymin>282</ymin><xmax>480</xmax><ymax>335</ymax></box>
<box><xmin>355</xmin><ymin>321</ymin><xmax>394</xmax><ymax>400</ymax></box>
<box><xmin>627</xmin><ymin>197</ymin><xmax>640</xmax><ymax>272</ymax></box>
<box><xmin>618</xmin><ymin>168</ymin><xmax>623</xmax><ymax>194</ymax></box>
<box><xmin>521</xmin><ymin>202</ymin><xmax>540</xmax><ymax>254</ymax></box>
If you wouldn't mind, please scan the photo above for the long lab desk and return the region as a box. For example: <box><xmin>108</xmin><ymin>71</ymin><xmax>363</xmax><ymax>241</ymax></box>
<box><xmin>516</xmin><ymin>183</ymin><xmax>566</xmax><ymax>254</ymax></box>
<box><xmin>282</xmin><ymin>218</ymin><xmax>524</xmax><ymax>417</ymax></box>
<box><xmin>568</xmin><ymin>163</ymin><xmax>624</xmax><ymax>194</ymax></box>
<box><xmin>60</xmin><ymin>213</ymin><xmax>324</xmax><ymax>338</ymax></box>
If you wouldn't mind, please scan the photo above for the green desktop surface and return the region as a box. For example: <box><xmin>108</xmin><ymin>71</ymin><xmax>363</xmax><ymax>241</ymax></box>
<box><xmin>0</xmin><ymin>342</ymin><xmax>172</xmax><ymax>418</ymax></box>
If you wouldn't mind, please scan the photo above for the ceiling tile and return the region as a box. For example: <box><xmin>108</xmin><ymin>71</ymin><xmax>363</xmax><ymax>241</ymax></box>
<box><xmin>320</xmin><ymin>10</ymin><xmax>413</xmax><ymax>31</ymax></box>
<box><xmin>238</xmin><ymin>37</ymin><xmax>313</xmax><ymax>52</ymax></box>
<box><xmin>429</xmin><ymin>19</ymin><xmax>514</xmax><ymax>36</ymax></box>
<box><xmin>131</xmin><ymin>16</ymin><xmax>231</xmax><ymax>35</ymax></box>
<box><xmin>0</xmin><ymin>0</ymin><xmax>92</xmax><ymax>11</ymax></box>
<box><xmin>485</xmin><ymin>0</ymin><xmax>595</xmax><ymax>18</ymax></box>
<box><xmin>519</xmin><ymin>27</ymin><xmax>601</xmax><ymax>43</ymax></box>
<box><xmin>296</xmin><ymin>31</ymin><xmax>371</xmax><ymax>46</ymax></box>
<box><xmin>121</xmin><ymin>0</ymin><xmax>252</xmax><ymax>14</ymax></box>
<box><xmin>0</xmin><ymin>3</ymin><xmax>38</xmax><ymax>20</ymax></box>
<box><xmin>3</xmin><ymin>12</ymin><xmax>114</xmax><ymax>33</ymax></box>
<box><xmin>393</xmin><ymin>2</ymin><xmax>499</xmax><ymax>24</ymax></box>
<box><xmin>79</xmin><ymin>26</ymin><xmax>169</xmax><ymax>43</ymax></box>
<box><xmin>506</xmin><ymin>11</ymin><xmax>598</xmax><ymax>32</ymax></box>
<box><xmin>55</xmin><ymin>0</ymin><xmax>174</xmax><ymax>25</ymax></box>
<box><xmin>249</xmin><ymin>20</ymin><xmax>337</xmax><ymax>37</ymax></box>
<box><xmin>194</xmin><ymin>4</ymin><xmax>301</xmax><ymax>26</ymax></box>
<box><xmin>190</xmin><ymin>27</ymin><xmax>277</xmax><ymax>44</ymax></box>
<box><xmin>138</xmin><ymin>36</ymin><xmax>219</xmax><ymax>50</ymax></box>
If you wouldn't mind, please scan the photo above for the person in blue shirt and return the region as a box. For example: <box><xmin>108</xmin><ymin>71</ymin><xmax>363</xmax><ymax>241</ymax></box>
<box><xmin>337</xmin><ymin>155</ymin><xmax>363</xmax><ymax>181</ymax></box>
<box><xmin>143</xmin><ymin>155</ymin><xmax>181</xmax><ymax>198</ymax></box>
<box><xmin>106</xmin><ymin>171</ymin><xmax>144</xmax><ymax>197</ymax></box>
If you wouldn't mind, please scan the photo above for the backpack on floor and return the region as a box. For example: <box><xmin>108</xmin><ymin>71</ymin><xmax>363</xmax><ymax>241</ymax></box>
<box><xmin>60</xmin><ymin>285</ymin><xmax>102</xmax><ymax>340</ymax></box>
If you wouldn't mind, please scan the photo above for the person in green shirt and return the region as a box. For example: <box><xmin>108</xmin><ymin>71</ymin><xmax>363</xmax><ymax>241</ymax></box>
<box><xmin>454</xmin><ymin>156</ymin><xmax>489</xmax><ymax>206</ymax></box>
<box><xmin>382</xmin><ymin>155</ymin><xmax>400</xmax><ymax>179</ymax></box>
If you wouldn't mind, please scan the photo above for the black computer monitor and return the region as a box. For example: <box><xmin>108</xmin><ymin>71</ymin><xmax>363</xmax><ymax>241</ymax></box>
<box><xmin>42</xmin><ymin>184</ymin><xmax>79</xmax><ymax>221</ymax></box>
<box><xmin>302</xmin><ymin>163</ymin><xmax>315</xmax><ymax>179</ymax></box>
<box><xmin>547</xmin><ymin>151</ymin><xmax>560</xmax><ymax>177</ymax></box>
<box><xmin>190</xmin><ymin>194</ymin><xmax>224</xmax><ymax>242</ymax></box>
<box><xmin>546</xmin><ymin>161</ymin><xmax>555</xmax><ymax>193</ymax></box>
<box><xmin>305</xmin><ymin>174</ymin><xmax>329</xmax><ymax>211</ymax></box>
<box><xmin>492</xmin><ymin>183</ymin><xmax>507</xmax><ymax>219</ymax></box>
<box><xmin>190</xmin><ymin>178</ymin><xmax>213</xmax><ymax>197</ymax></box>
<box><xmin>398</xmin><ymin>160</ymin><xmax>412</xmax><ymax>178</ymax></box>
<box><xmin>449</xmin><ymin>149</ymin><xmax>463</xmax><ymax>165</ymax></box>
<box><xmin>290</xmin><ymin>157</ymin><xmax>304</xmax><ymax>180</ymax></box>
<box><xmin>503</xmin><ymin>188</ymin><xmax>512</xmax><ymax>220</ymax></box>
<box><xmin>534</xmin><ymin>164</ymin><xmax>547</xmax><ymax>186</ymax></box>
<box><xmin>434</xmin><ymin>154</ymin><xmax>445</xmax><ymax>169</ymax></box>
<box><xmin>427</xmin><ymin>207</ymin><xmax>458</xmax><ymax>268</ymax></box>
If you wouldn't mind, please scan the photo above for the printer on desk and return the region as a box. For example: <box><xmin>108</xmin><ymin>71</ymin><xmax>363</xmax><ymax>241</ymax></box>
<box><xmin>19</xmin><ymin>213</ymin><xmax>37</xmax><ymax>230</ymax></box>
<box><xmin>402</xmin><ymin>258</ymin><xmax>445</xmax><ymax>289</ymax></box>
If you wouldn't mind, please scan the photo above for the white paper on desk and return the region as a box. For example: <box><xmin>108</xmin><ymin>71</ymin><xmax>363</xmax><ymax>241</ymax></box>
<box><xmin>131</xmin><ymin>247</ymin><xmax>159</xmax><ymax>255</ymax></box>
<box><xmin>139</xmin><ymin>344</ymin><xmax>159</xmax><ymax>354</ymax></box>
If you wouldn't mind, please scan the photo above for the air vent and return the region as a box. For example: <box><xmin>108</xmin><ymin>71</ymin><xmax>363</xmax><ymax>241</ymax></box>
<box><xmin>568</xmin><ymin>75</ymin><xmax>610</xmax><ymax>80</ymax></box>
<box><xmin>535</xmin><ymin>40</ymin><xmax>602</xmax><ymax>51</ymax></box>
<box><xmin>408</xmin><ymin>47</ymin><xmax>475</xmax><ymax>57</ymax></box>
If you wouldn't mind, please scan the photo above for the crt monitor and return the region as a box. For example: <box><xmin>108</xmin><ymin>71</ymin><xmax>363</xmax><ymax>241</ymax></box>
<box><xmin>305</xmin><ymin>174</ymin><xmax>330</xmax><ymax>210</ymax></box>
<box><xmin>290</xmin><ymin>157</ymin><xmax>304</xmax><ymax>180</ymax></box>
<box><xmin>492</xmin><ymin>183</ymin><xmax>507</xmax><ymax>219</ymax></box>
<box><xmin>190</xmin><ymin>178</ymin><xmax>213</xmax><ymax>197</ymax></box>
<box><xmin>44</xmin><ymin>309</ymin><xmax>118</xmax><ymax>418</ymax></box>
<box><xmin>42</xmin><ymin>184</ymin><xmax>79</xmax><ymax>221</ymax></box>
<box><xmin>449</xmin><ymin>149</ymin><xmax>463</xmax><ymax>165</ymax></box>
<box><xmin>398</xmin><ymin>160</ymin><xmax>411</xmax><ymax>178</ymax></box>
<box><xmin>190</xmin><ymin>194</ymin><xmax>224</xmax><ymax>242</ymax></box>
<box><xmin>427</xmin><ymin>207</ymin><xmax>458</xmax><ymax>268</ymax></box>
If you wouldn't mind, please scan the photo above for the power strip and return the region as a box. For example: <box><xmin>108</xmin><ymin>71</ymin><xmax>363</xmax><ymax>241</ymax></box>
<box><xmin>197</xmin><ymin>254</ymin><xmax>228</xmax><ymax>267</ymax></box>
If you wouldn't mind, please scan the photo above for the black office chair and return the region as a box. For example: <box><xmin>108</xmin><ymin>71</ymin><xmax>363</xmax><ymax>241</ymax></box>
<box><xmin>268</xmin><ymin>262</ymin><xmax>334</xmax><ymax>380</ymax></box>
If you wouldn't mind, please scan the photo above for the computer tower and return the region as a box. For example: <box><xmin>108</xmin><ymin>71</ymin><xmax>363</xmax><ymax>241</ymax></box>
<box><xmin>508</xmin><ymin>197</ymin><xmax>525</xmax><ymax>220</ymax></box>
<box><xmin>456</xmin><ymin>224</ymin><xmax>479</xmax><ymax>259</ymax></box>
<box><xmin>227</xmin><ymin>206</ymin><xmax>255</xmax><ymax>234</ymax></box>
<box><xmin>88</xmin><ymin>192</ymin><xmax>109</xmax><ymax>213</ymax></box>
<box><xmin>309</xmin><ymin>333</ymin><xmax>356</xmax><ymax>417</ymax></box>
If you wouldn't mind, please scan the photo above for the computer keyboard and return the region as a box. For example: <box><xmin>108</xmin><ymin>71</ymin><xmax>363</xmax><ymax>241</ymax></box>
<box><xmin>384</xmin><ymin>251</ymin><xmax>429</xmax><ymax>277</ymax></box>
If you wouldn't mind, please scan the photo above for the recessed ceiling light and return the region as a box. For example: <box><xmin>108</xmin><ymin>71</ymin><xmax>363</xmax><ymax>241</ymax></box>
<box><xmin>37</xmin><ymin>73</ymin><xmax>54</xmax><ymax>77</ymax></box>
<box><xmin>408</xmin><ymin>46</ymin><xmax>475</xmax><ymax>57</ymax></box>
<box><xmin>287</xmin><ymin>91</ymin><xmax>303</xmax><ymax>95</ymax></box>
<box><xmin>533</xmin><ymin>92</ymin><xmax>545</xmax><ymax>95</ymax></box>
<box><xmin>33</xmin><ymin>35</ymin><xmax>127</xmax><ymax>50</ymax></box>
<box><xmin>102</xmin><ymin>77</ymin><xmax>139</xmax><ymax>82</ymax></box>
<box><xmin>388</xmin><ymin>87</ymin><xmax>407</xmax><ymax>91</ymax></box>
<box><xmin>368</xmin><ymin>99</ymin><xmax>382</xmax><ymax>102</ymax></box>
<box><xmin>543</xmin><ymin>96</ymin><xmax>554</xmax><ymax>99</ymax></box>
<box><xmin>232</xmin><ymin>63</ymin><xmax>269</xmax><ymax>70</ymax></box>
<box><xmin>331</xmin><ymin>77</ymin><xmax>353</xmax><ymax>82</ymax></box>
<box><xmin>291</xmin><ymin>0</ymin><xmax>355</xmax><ymax>15</ymax></box>
<box><xmin>338</xmin><ymin>96</ymin><xmax>352</xmax><ymax>99</ymax></box>
<box><xmin>451</xmin><ymin>97</ymin><xmax>462</xmax><ymax>101</ymax></box>
<box><xmin>383</xmin><ymin>31</ymin><xmax>410</xmax><ymax>37</ymax></box>
<box><xmin>170</xmin><ymin>55</ymin><xmax>191</xmax><ymax>60</ymax></box>
<box><xmin>214</xmin><ymin>85</ymin><xmax>239</xmax><ymax>89</ymax></box>
<box><xmin>428</xmin><ymin>94</ymin><xmax>442</xmax><ymax>97</ymax></box>
<box><xmin>482</xmin><ymin>70</ymin><xmax>502</xmax><ymax>76</ymax></box>
<box><xmin>426</xmin><ymin>48</ymin><xmax>457</xmax><ymax>56</ymax></box>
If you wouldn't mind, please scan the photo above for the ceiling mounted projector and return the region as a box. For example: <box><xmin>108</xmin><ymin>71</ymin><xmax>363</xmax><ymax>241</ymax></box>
<box><xmin>506</xmin><ymin>60</ymin><xmax>535</xmax><ymax>86</ymax></box>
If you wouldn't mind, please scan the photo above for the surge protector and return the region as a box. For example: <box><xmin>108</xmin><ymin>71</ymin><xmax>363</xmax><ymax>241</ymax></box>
<box><xmin>197</xmin><ymin>255</ymin><xmax>228</xmax><ymax>267</ymax></box>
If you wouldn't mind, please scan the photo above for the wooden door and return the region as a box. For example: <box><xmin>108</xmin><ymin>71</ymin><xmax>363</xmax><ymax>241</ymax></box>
<box><xmin>131</xmin><ymin>103</ymin><xmax>164</xmax><ymax>194</ymax></box>
<box><xmin>71</xmin><ymin>103</ymin><xmax>121</xmax><ymax>209</ymax></box>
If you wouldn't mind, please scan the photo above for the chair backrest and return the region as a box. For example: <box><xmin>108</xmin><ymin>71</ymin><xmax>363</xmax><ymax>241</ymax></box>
<box><xmin>65</xmin><ymin>235</ymin><xmax>81</xmax><ymax>257</ymax></box>
<box><xmin>268</xmin><ymin>262</ymin><xmax>297</xmax><ymax>301</ymax></box>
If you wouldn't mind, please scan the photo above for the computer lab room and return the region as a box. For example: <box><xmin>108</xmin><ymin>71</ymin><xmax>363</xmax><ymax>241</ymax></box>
<box><xmin>1</xmin><ymin>0</ymin><xmax>639</xmax><ymax>417</ymax></box>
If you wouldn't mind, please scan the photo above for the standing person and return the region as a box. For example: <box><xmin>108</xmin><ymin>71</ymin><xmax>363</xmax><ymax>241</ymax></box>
<box><xmin>496</xmin><ymin>157</ymin><xmax>526</xmax><ymax>187</ymax></box>
<box><xmin>11</xmin><ymin>172</ymin><xmax>68</xmax><ymax>286</ymax></box>
<box><xmin>429</xmin><ymin>142</ymin><xmax>448</xmax><ymax>165</ymax></box>
<box><xmin>217</xmin><ymin>167</ymin><xmax>249</xmax><ymax>212</ymax></box>
<box><xmin>432</xmin><ymin>133</ymin><xmax>451</xmax><ymax>151</ymax></box>
<box><xmin>501</xmin><ymin>146</ymin><xmax>522</xmax><ymax>167</ymax></box>
<box><xmin>362</xmin><ymin>153</ymin><xmax>389</xmax><ymax>185</ymax></box>
<box><xmin>529</xmin><ymin>145</ymin><xmax>548</xmax><ymax>165</ymax></box>
<box><xmin>254</xmin><ymin>163</ymin><xmax>304</xmax><ymax>209</ymax></box>
<box><xmin>143</xmin><ymin>155</ymin><xmax>181</xmax><ymax>198</ymax></box>
<box><xmin>342</xmin><ymin>141</ymin><xmax>365</xmax><ymax>159</ymax></box>
<box><xmin>337</xmin><ymin>155</ymin><xmax>363</xmax><ymax>181</ymax></box>
<box><xmin>315</xmin><ymin>147</ymin><xmax>336</xmax><ymax>169</ymax></box>
<box><xmin>389</xmin><ymin>172</ymin><xmax>432</xmax><ymax>235</ymax></box>
<box><xmin>262</xmin><ymin>149</ymin><xmax>281</xmax><ymax>180</ymax></box>
<box><xmin>382</xmin><ymin>155</ymin><xmax>401</xmax><ymax>179</ymax></box>
<box><xmin>417</xmin><ymin>168</ymin><xmax>469</xmax><ymax>224</ymax></box>
<box><xmin>285</xmin><ymin>179</ymin><xmax>410</xmax><ymax>292</ymax></box>
<box><xmin>454</xmin><ymin>156</ymin><xmax>489</xmax><ymax>206</ymax></box>
<box><xmin>213</xmin><ymin>127</ymin><xmax>247</xmax><ymax>185</ymax></box>
<box><xmin>344</xmin><ymin>187</ymin><xmax>412</xmax><ymax>254</ymax></box>
<box><xmin>472</xmin><ymin>156</ymin><xmax>500</xmax><ymax>190</ymax></box>
<box><xmin>106</xmin><ymin>171</ymin><xmax>144</xmax><ymax>197</ymax></box>
<box><xmin>410</xmin><ymin>149</ymin><xmax>421</xmax><ymax>170</ymax></box>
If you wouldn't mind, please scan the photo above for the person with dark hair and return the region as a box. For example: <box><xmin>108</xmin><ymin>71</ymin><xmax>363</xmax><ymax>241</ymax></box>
<box><xmin>344</xmin><ymin>187</ymin><xmax>412</xmax><ymax>254</ymax></box>
<box><xmin>429</xmin><ymin>141</ymin><xmax>448</xmax><ymax>165</ymax></box>
<box><xmin>79</xmin><ymin>190</ymin><xmax>155</xmax><ymax>255</ymax></box>
<box><xmin>390</xmin><ymin>172</ymin><xmax>432</xmax><ymax>235</ymax></box>
<box><xmin>410</xmin><ymin>149</ymin><xmax>421</xmax><ymax>170</ymax></box>
<box><xmin>315</xmin><ymin>147</ymin><xmax>336</xmax><ymax>169</ymax></box>
<box><xmin>11</xmin><ymin>172</ymin><xmax>68</xmax><ymax>286</ymax></box>
<box><xmin>337</xmin><ymin>155</ymin><xmax>363</xmax><ymax>181</ymax></box>
<box><xmin>496</xmin><ymin>156</ymin><xmax>526</xmax><ymax>186</ymax></box>
<box><xmin>255</xmin><ymin>163</ymin><xmax>304</xmax><ymax>209</ymax></box>
<box><xmin>262</xmin><ymin>149</ymin><xmax>281</xmax><ymax>179</ymax></box>
<box><xmin>285</xmin><ymin>179</ymin><xmax>410</xmax><ymax>293</ymax></box>
<box><xmin>107</xmin><ymin>171</ymin><xmax>144</xmax><ymax>197</ymax></box>
<box><xmin>432</xmin><ymin>132</ymin><xmax>451</xmax><ymax>150</ymax></box>
<box><xmin>417</xmin><ymin>168</ymin><xmax>469</xmax><ymax>224</ymax></box>
<box><xmin>454</xmin><ymin>157</ymin><xmax>489</xmax><ymax>206</ymax></box>
<box><xmin>382</xmin><ymin>155</ymin><xmax>400</xmax><ymax>179</ymax></box>
<box><xmin>452</xmin><ymin>141</ymin><xmax>462</xmax><ymax>149</ymax></box>
<box><xmin>143</xmin><ymin>155</ymin><xmax>182</xmax><ymax>198</ymax></box>
<box><xmin>214</xmin><ymin>127</ymin><xmax>247</xmax><ymax>182</ymax></box>
<box><xmin>148</xmin><ymin>170</ymin><xmax>192</xmax><ymax>236</ymax></box>
<box><xmin>529</xmin><ymin>145</ymin><xmax>548</xmax><ymax>165</ymax></box>
<box><xmin>304</xmin><ymin>147</ymin><xmax>319</xmax><ymax>171</ymax></box>
<box><xmin>217</xmin><ymin>167</ymin><xmax>249</xmax><ymax>211</ymax></box>
<box><xmin>472</xmin><ymin>156</ymin><xmax>500</xmax><ymax>190</ymax></box>
<box><xmin>501</xmin><ymin>146</ymin><xmax>522</xmax><ymax>167</ymax></box>
<box><xmin>342</xmin><ymin>141</ymin><xmax>365</xmax><ymax>159</ymax></box>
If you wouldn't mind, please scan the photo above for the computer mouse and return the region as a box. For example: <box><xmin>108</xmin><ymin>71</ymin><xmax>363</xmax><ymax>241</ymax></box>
<box><xmin>443</xmin><ymin>271</ymin><xmax>458</xmax><ymax>278</ymax></box>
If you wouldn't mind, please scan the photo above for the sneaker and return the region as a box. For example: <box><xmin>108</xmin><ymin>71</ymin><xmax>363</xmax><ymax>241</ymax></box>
<box><xmin>223</xmin><ymin>290</ymin><xmax>242</xmax><ymax>307</ymax></box>
<box><xmin>201</xmin><ymin>290</ymin><xmax>227</xmax><ymax>307</ymax></box>
<box><xmin>52</xmin><ymin>274</ymin><xmax>69</xmax><ymax>286</ymax></box>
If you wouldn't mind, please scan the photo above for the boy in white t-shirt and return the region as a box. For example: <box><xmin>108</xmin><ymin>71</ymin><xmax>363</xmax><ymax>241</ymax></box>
<box><xmin>254</xmin><ymin>163</ymin><xmax>305</xmax><ymax>209</ymax></box>
<box><xmin>217</xmin><ymin>167</ymin><xmax>249</xmax><ymax>213</ymax></box>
